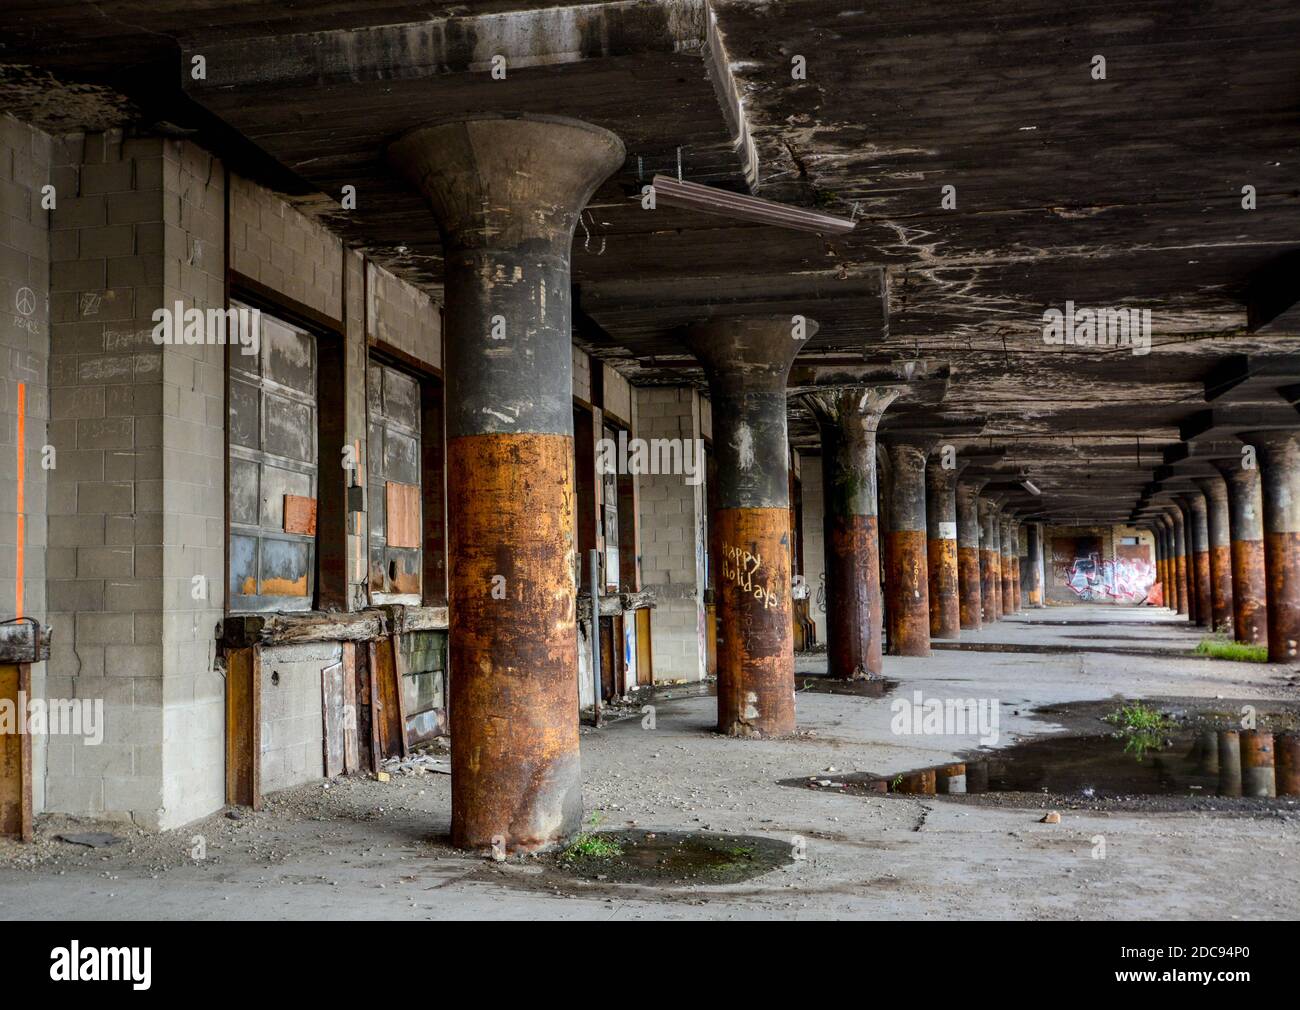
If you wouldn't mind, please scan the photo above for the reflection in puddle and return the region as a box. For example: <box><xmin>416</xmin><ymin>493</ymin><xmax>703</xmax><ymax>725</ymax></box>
<box><xmin>795</xmin><ymin>730</ymin><xmax>1300</xmax><ymax>800</ymax></box>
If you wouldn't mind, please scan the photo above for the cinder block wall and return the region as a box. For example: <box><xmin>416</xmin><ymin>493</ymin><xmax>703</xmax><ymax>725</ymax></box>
<box><xmin>636</xmin><ymin>386</ymin><xmax>707</xmax><ymax>682</ymax></box>
<box><xmin>40</xmin><ymin>131</ymin><xmax>228</xmax><ymax>827</ymax></box>
<box><xmin>0</xmin><ymin>114</ymin><xmax>52</xmax><ymax>805</ymax></box>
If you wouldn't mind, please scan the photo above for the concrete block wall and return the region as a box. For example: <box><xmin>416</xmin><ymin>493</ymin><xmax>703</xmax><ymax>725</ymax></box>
<box><xmin>798</xmin><ymin>451</ymin><xmax>828</xmax><ymax>645</ymax></box>
<box><xmin>0</xmin><ymin>113</ymin><xmax>52</xmax><ymax>805</ymax></box>
<box><xmin>636</xmin><ymin>386</ymin><xmax>707</xmax><ymax>682</ymax></box>
<box><xmin>44</xmin><ymin>129</ymin><xmax>170</xmax><ymax>823</ymax></box>
<box><xmin>366</xmin><ymin>260</ymin><xmax>440</xmax><ymax>369</ymax></box>
<box><xmin>39</xmin><ymin>131</ymin><xmax>228</xmax><ymax>827</ymax></box>
<box><xmin>258</xmin><ymin>642</ymin><xmax>339</xmax><ymax>793</ymax></box>
<box><xmin>229</xmin><ymin>176</ymin><xmax>341</xmax><ymax>320</ymax></box>
<box><xmin>159</xmin><ymin>140</ymin><xmax>226</xmax><ymax>827</ymax></box>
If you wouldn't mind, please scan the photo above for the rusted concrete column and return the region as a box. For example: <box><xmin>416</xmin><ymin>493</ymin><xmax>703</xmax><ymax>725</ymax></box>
<box><xmin>1179</xmin><ymin>491</ymin><xmax>1211</xmax><ymax>628</ymax></box>
<box><xmin>881</xmin><ymin>433</ymin><xmax>938</xmax><ymax>656</ymax></box>
<box><xmin>1157</xmin><ymin>514</ymin><xmax>1178</xmax><ymax>612</ymax></box>
<box><xmin>956</xmin><ymin>477</ymin><xmax>988</xmax><ymax>629</ymax></box>
<box><xmin>688</xmin><ymin>316</ymin><xmax>808</xmax><ymax>735</ymax></box>
<box><xmin>390</xmin><ymin>114</ymin><xmax>623</xmax><ymax>852</ymax></box>
<box><xmin>1192</xmin><ymin>474</ymin><xmax>1235</xmax><ymax>634</ymax></box>
<box><xmin>925</xmin><ymin>456</ymin><xmax>962</xmax><ymax>640</ymax></box>
<box><xmin>804</xmin><ymin>387</ymin><xmax>898</xmax><ymax>679</ymax></box>
<box><xmin>1025</xmin><ymin>521</ymin><xmax>1044</xmax><ymax>607</ymax></box>
<box><xmin>1211</xmin><ymin>458</ymin><xmax>1268</xmax><ymax>645</ymax></box>
<box><xmin>999</xmin><ymin>515</ymin><xmax>1016</xmax><ymax>616</ymax></box>
<box><xmin>978</xmin><ymin>497</ymin><xmax>1002</xmax><ymax>623</ymax></box>
<box><xmin>1241</xmin><ymin>430</ymin><xmax>1300</xmax><ymax>663</ymax></box>
<box><xmin>1152</xmin><ymin>522</ymin><xmax>1169</xmax><ymax>606</ymax></box>
<box><xmin>1169</xmin><ymin>505</ymin><xmax>1190</xmax><ymax>617</ymax></box>
<box><xmin>1010</xmin><ymin>519</ymin><xmax>1023</xmax><ymax>612</ymax></box>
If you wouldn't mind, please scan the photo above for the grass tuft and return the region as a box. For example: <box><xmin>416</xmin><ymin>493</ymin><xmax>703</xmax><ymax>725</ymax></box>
<box><xmin>1195</xmin><ymin>637</ymin><xmax>1268</xmax><ymax>663</ymax></box>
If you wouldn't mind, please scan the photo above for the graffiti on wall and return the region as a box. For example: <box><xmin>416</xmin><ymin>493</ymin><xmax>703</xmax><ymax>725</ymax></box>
<box><xmin>1054</xmin><ymin>551</ymin><xmax>1155</xmax><ymax>602</ymax></box>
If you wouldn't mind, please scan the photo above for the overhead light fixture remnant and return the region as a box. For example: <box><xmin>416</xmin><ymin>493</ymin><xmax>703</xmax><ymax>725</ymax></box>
<box><xmin>1021</xmin><ymin>479</ymin><xmax>1042</xmax><ymax>496</ymax></box>
<box><xmin>650</xmin><ymin>174</ymin><xmax>856</xmax><ymax>235</ymax></box>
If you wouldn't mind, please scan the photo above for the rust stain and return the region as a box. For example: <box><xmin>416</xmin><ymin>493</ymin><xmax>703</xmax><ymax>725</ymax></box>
<box><xmin>979</xmin><ymin>548</ymin><xmax>999</xmax><ymax>624</ymax></box>
<box><xmin>1174</xmin><ymin>553</ymin><xmax>1189</xmax><ymax>617</ymax></box>
<box><xmin>926</xmin><ymin>536</ymin><xmax>959</xmax><ymax>639</ymax></box>
<box><xmin>715</xmin><ymin>507</ymin><xmax>795</xmax><ymax>738</ymax></box>
<box><xmin>1231</xmin><ymin>537</ymin><xmax>1268</xmax><ymax>646</ymax></box>
<box><xmin>447</xmin><ymin>432</ymin><xmax>580</xmax><ymax>852</ymax></box>
<box><xmin>1208</xmin><ymin>543</ymin><xmax>1234</xmax><ymax>634</ymax></box>
<box><xmin>1192</xmin><ymin>550</ymin><xmax>1212</xmax><ymax>628</ymax></box>
<box><xmin>826</xmin><ymin>515</ymin><xmax>883</xmax><ymax>679</ymax></box>
<box><xmin>886</xmin><ymin>528</ymin><xmax>930</xmax><ymax>656</ymax></box>
<box><xmin>1265</xmin><ymin>531</ymin><xmax>1300</xmax><ymax>662</ymax></box>
<box><xmin>958</xmin><ymin>545</ymin><xmax>982</xmax><ymax>629</ymax></box>
<box><xmin>260</xmin><ymin>574</ymin><xmax>308</xmax><ymax>596</ymax></box>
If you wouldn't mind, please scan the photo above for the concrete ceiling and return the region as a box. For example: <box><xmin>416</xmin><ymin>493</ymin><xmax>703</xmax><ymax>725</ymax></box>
<box><xmin>2</xmin><ymin>0</ymin><xmax>1298</xmax><ymax>523</ymax></box>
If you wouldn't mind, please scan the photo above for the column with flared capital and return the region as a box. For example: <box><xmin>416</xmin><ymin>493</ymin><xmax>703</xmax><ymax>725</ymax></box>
<box><xmin>956</xmin><ymin>477</ymin><xmax>988</xmax><ymax>628</ymax></box>
<box><xmin>1192</xmin><ymin>473</ymin><xmax>1234</xmax><ymax>633</ymax></box>
<box><xmin>978</xmin><ymin>497</ymin><xmax>1002</xmax><ymax>623</ymax></box>
<box><xmin>881</xmin><ymin>432</ymin><xmax>938</xmax><ymax>656</ymax></box>
<box><xmin>925</xmin><ymin>455</ymin><xmax>963</xmax><ymax>640</ymax></box>
<box><xmin>803</xmin><ymin>387</ymin><xmax>897</xmax><ymax>679</ymax></box>
<box><xmin>1210</xmin><ymin>457</ymin><xmax>1268</xmax><ymax>645</ymax></box>
<box><xmin>389</xmin><ymin>114</ymin><xmax>624</xmax><ymax>852</ymax></box>
<box><xmin>1178</xmin><ymin>491</ymin><xmax>1211</xmax><ymax>627</ymax></box>
<box><xmin>687</xmin><ymin>315</ymin><xmax>809</xmax><ymax>736</ymax></box>
<box><xmin>1239</xmin><ymin>431</ymin><xmax>1300</xmax><ymax>663</ymax></box>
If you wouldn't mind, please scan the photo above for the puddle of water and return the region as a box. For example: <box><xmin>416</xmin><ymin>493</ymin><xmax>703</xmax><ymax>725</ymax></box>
<box><xmin>547</xmin><ymin>830</ymin><xmax>791</xmax><ymax>886</ymax></box>
<box><xmin>790</xmin><ymin>729</ymin><xmax>1300</xmax><ymax>801</ymax></box>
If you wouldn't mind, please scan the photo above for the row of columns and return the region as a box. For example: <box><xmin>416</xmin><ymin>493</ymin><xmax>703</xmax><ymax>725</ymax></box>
<box><xmin>390</xmin><ymin>112</ymin><xmax>1299</xmax><ymax>855</ymax></box>
<box><xmin>1145</xmin><ymin>431</ymin><xmax>1298</xmax><ymax>666</ymax></box>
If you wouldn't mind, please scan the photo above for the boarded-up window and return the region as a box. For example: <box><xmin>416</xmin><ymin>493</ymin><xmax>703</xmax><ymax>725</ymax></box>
<box><xmin>228</xmin><ymin>303</ymin><xmax>318</xmax><ymax>612</ymax></box>
<box><xmin>368</xmin><ymin>362</ymin><xmax>422</xmax><ymax>601</ymax></box>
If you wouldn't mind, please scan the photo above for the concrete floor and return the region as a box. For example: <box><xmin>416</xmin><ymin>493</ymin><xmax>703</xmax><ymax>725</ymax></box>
<box><xmin>3</xmin><ymin>605</ymin><xmax>1298</xmax><ymax>920</ymax></box>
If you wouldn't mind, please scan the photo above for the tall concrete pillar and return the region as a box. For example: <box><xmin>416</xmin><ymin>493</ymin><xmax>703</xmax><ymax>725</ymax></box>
<box><xmin>1151</xmin><ymin>522</ymin><xmax>1168</xmax><ymax>605</ymax></box>
<box><xmin>1211</xmin><ymin>458</ymin><xmax>1268</xmax><ymax>645</ymax></box>
<box><xmin>956</xmin><ymin>478</ymin><xmax>989</xmax><ymax>628</ymax></box>
<box><xmin>881</xmin><ymin>433</ymin><xmax>938</xmax><ymax>656</ymax></box>
<box><xmin>999</xmin><ymin>515</ymin><xmax>1016</xmax><ymax>616</ymax></box>
<box><xmin>687</xmin><ymin>316</ymin><xmax>807</xmax><ymax>735</ymax></box>
<box><xmin>1179</xmin><ymin>491</ymin><xmax>1211</xmax><ymax>627</ymax></box>
<box><xmin>925</xmin><ymin>457</ymin><xmax>962</xmax><ymax>640</ymax></box>
<box><xmin>978</xmin><ymin>497</ymin><xmax>1002</xmax><ymax>623</ymax></box>
<box><xmin>1193</xmin><ymin>474</ymin><xmax>1235</xmax><ymax>633</ymax></box>
<box><xmin>1169</xmin><ymin>504</ymin><xmax>1190</xmax><ymax>618</ymax></box>
<box><xmin>390</xmin><ymin>114</ymin><xmax>624</xmax><ymax>851</ymax></box>
<box><xmin>1026</xmin><ymin>521</ymin><xmax>1045</xmax><ymax>607</ymax></box>
<box><xmin>1010</xmin><ymin>519</ymin><xmax>1023</xmax><ymax>612</ymax></box>
<box><xmin>803</xmin><ymin>387</ymin><xmax>897</xmax><ymax>680</ymax></box>
<box><xmin>1240</xmin><ymin>431</ymin><xmax>1300</xmax><ymax>663</ymax></box>
<box><xmin>1157</xmin><ymin>513</ymin><xmax>1179</xmax><ymax>612</ymax></box>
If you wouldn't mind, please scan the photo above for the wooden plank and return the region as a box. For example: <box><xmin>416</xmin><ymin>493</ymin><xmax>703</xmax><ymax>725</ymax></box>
<box><xmin>0</xmin><ymin>663</ymin><xmax>33</xmax><ymax>842</ymax></box>
<box><xmin>636</xmin><ymin>607</ymin><xmax>654</xmax><ymax>687</ymax></box>
<box><xmin>283</xmin><ymin>493</ymin><xmax>318</xmax><ymax>535</ymax></box>
<box><xmin>224</xmin><ymin>648</ymin><xmax>256</xmax><ymax>808</ymax></box>
<box><xmin>321</xmin><ymin>661</ymin><xmax>346</xmax><ymax>778</ymax></box>
<box><xmin>366</xmin><ymin>640</ymin><xmax>384</xmax><ymax>769</ymax></box>
<box><xmin>385</xmin><ymin>480</ymin><xmax>420</xmax><ymax>549</ymax></box>
<box><xmin>341</xmin><ymin>641</ymin><xmax>359</xmax><ymax>774</ymax></box>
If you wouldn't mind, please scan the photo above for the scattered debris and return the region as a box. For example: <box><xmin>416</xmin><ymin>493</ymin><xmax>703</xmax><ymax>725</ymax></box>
<box><xmin>381</xmin><ymin>754</ymin><xmax>451</xmax><ymax>776</ymax></box>
<box><xmin>1041</xmin><ymin>811</ymin><xmax>1061</xmax><ymax>824</ymax></box>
